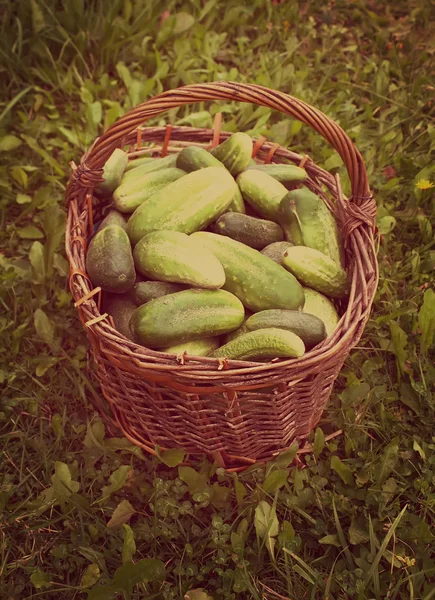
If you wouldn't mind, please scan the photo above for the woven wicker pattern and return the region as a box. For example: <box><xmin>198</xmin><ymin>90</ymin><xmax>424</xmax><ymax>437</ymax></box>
<box><xmin>65</xmin><ymin>82</ymin><xmax>378</xmax><ymax>468</ymax></box>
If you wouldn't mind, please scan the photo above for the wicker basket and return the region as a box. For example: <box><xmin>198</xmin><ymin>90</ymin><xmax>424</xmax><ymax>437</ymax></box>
<box><xmin>65</xmin><ymin>82</ymin><xmax>378</xmax><ymax>469</ymax></box>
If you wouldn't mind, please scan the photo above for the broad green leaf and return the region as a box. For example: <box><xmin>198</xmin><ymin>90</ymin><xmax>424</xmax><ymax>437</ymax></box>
<box><xmin>233</xmin><ymin>474</ymin><xmax>247</xmax><ymax>506</ymax></box>
<box><xmin>313</xmin><ymin>428</ymin><xmax>325</xmax><ymax>459</ymax></box>
<box><xmin>11</xmin><ymin>166</ymin><xmax>28</xmax><ymax>187</ymax></box>
<box><xmin>16</xmin><ymin>193</ymin><xmax>32</xmax><ymax>204</ymax></box>
<box><xmin>43</xmin><ymin>204</ymin><xmax>66</xmax><ymax>277</ymax></box>
<box><xmin>211</xmin><ymin>482</ymin><xmax>230</xmax><ymax>509</ymax></box>
<box><xmin>319</xmin><ymin>534</ymin><xmax>341</xmax><ymax>547</ymax></box>
<box><xmin>100</xmin><ymin>465</ymin><xmax>132</xmax><ymax>502</ymax></box>
<box><xmin>17</xmin><ymin>225</ymin><xmax>44</xmax><ymax>239</ymax></box>
<box><xmin>80</xmin><ymin>563</ymin><xmax>100</xmax><ymax>588</ymax></box>
<box><xmin>29</xmin><ymin>241</ymin><xmax>45</xmax><ymax>282</ymax></box>
<box><xmin>122</xmin><ymin>524</ymin><xmax>136</xmax><ymax>564</ymax></box>
<box><xmin>178</xmin><ymin>466</ymin><xmax>209</xmax><ymax>496</ymax></box>
<box><xmin>389</xmin><ymin>322</ymin><xmax>408</xmax><ymax>375</ymax></box>
<box><xmin>255</xmin><ymin>500</ymin><xmax>279</xmax><ymax>539</ymax></box>
<box><xmin>274</xmin><ymin>442</ymin><xmax>299</xmax><ymax>467</ymax></box>
<box><xmin>0</xmin><ymin>135</ymin><xmax>22</xmax><ymax>151</ymax></box>
<box><xmin>34</xmin><ymin>308</ymin><xmax>54</xmax><ymax>346</ymax></box>
<box><xmin>30</xmin><ymin>569</ymin><xmax>51</xmax><ymax>589</ymax></box>
<box><xmin>418</xmin><ymin>289</ymin><xmax>435</xmax><ymax>355</ymax></box>
<box><xmin>51</xmin><ymin>413</ymin><xmax>64</xmax><ymax>439</ymax></box>
<box><xmin>107</xmin><ymin>500</ymin><xmax>136</xmax><ymax>529</ymax></box>
<box><xmin>84</xmin><ymin>420</ymin><xmax>106</xmax><ymax>449</ymax></box>
<box><xmin>377</xmin><ymin>215</ymin><xmax>397</xmax><ymax>235</ymax></box>
<box><xmin>413</xmin><ymin>440</ymin><xmax>426</xmax><ymax>460</ymax></box>
<box><xmin>173</xmin><ymin>12</ymin><xmax>195</xmax><ymax>35</ymax></box>
<box><xmin>160</xmin><ymin>448</ymin><xmax>185</xmax><ymax>467</ymax></box>
<box><xmin>375</xmin><ymin>438</ymin><xmax>399</xmax><ymax>486</ymax></box>
<box><xmin>51</xmin><ymin>461</ymin><xmax>80</xmax><ymax>509</ymax></box>
<box><xmin>21</xmin><ymin>134</ymin><xmax>64</xmax><ymax>176</ymax></box>
<box><xmin>263</xmin><ymin>469</ymin><xmax>288</xmax><ymax>494</ymax></box>
<box><xmin>112</xmin><ymin>559</ymin><xmax>166</xmax><ymax>595</ymax></box>
<box><xmin>348</xmin><ymin>518</ymin><xmax>370</xmax><ymax>545</ymax></box>
<box><xmin>330</xmin><ymin>456</ymin><xmax>354</xmax><ymax>485</ymax></box>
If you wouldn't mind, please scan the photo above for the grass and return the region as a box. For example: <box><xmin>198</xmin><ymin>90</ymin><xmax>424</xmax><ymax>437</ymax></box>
<box><xmin>1</xmin><ymin>0</ymin><xmax>434</xmax><ymax>598</ymax></box>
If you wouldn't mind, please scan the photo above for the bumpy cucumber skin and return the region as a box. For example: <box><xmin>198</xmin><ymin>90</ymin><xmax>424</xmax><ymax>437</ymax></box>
<box><xmin>130</xmin><ymin>289</ymin><xmax>245</xmax><ymax>348</ymax></box>
<box><xmin>126</xmin><ymin>167</ymin><xmax>237</xmax><ymax>245</ymax></box>
<box><xmin>210</xmin><ymin>133</ymin><xmax>253</xmax><ymax>176</ymax></box>
<box><xmin>282</xmin><ymin>246</ymin><xmax>349</xmax><ymax>299</ymax></box>
<box><xmin>212</xmin><ymin>328</ymin><xmax>305</xmax><ymax>361</ymax></box>
<box><xmin>133</xmin><ymin>231</ymin><xmax>225</xmax><ymax>289</ymax></box>
<box><xmin>214</xmin><ymin>213</ymin><xmax>284</xmax><ymax>250</ymax></box>
<box><xmin>302</xmin><ymin>288</ymin><xmax>340</xmax><ymax>336</ymax></box>
<box><xmin>245</xmin><ymin>309</ymin><xmax>326</xmax><ymax>348</ymax></box>
<box><xmin>104</xmin><ymin>293</ymin><xmax>136</xmax><ymax>340</ymax></box>
<box><xmin>96</xmin><ymin>149</ymin><xmax>128</xmax><ymax>195</ymax></box>
<box><xmin>96</xmin><ymin>209</ymin><xmax>127</xmax><ymax>233</ymax></box>
<box><xmin>131</xmin><ymin>281</ymin><xmax>186</xmax><ymax>306</ymax></box>
<box><xmin>227</xmin><ymin>185</ymin><xmax>246</xmax><ymax>214</ymax></box>
<box><xmin>260</xmin><ymin>241</ymin><xmax>293</xmax><ymax>263</ymax></box>
<box><xmin>246</xmin><ymin>163</ymin><xmax>307</xmax><ymax>183</ymax></box>
<box><xmin>161</xmin><ymin>337</ymin><xmax>220</xmax><ymax>356</ymax></box>
<box><xmin>113</xmin><ymin>168</ymin><xmax>186</xmax><ymax>214</ymax></box>
<box><xmin>124</xmin><ymin>153</ymin><xmax>177</xmax><ymax>174</ymax></box>
<box><xmin>236</xmin><ymin>170</ymin><xmax>288</xmax><ymax>221</ymax></box>
<box><xmin>176</xmin><ymin>146</ymin><xmax>224</xmax><ymax>172</ymax></box>
<box><xmin>281</xmin><ymin>188</ymin><xmax>344</xmax><ymax>265</ymax></box>
<box><xmin>190</xmin><ymin>232</ymin><xmax>305</xmax><ymax>312</ymax></box>
<box><xmin>86</xmin><ymin>225</ymin><xmax>135</xmax><ymax>293</ymax></box>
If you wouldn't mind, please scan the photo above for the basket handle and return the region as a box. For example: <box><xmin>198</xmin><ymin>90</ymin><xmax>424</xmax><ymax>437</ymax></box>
<box><xmin>67</xmin><ymin>81</ymin><xmax>374</xmax><ymax>213</ymax></box>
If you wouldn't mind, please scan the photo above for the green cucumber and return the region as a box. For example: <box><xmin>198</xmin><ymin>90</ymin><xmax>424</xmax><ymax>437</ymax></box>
<box><xmin>133</xmin><ymin>231</ymin><xmax>225</xmax><ymax>289</ymax></box>
<box><xmin>161</xmin><ymin>337</ymin><xmax>220</xmax><ymax>357</ymax></box>
<box><xmin>245</xmin><ymin>309</ymin><xmax>326</xmax><ymax>348</ymax></box>
<box><xmin>176</xmin><ymin>146</ymin><xmax>224</xmax><ymax>172</ymax></box>
<box><xmin>210</xmin><ymin>133</ymin><xmax>252</xmax><ymax>175</ymax></box>
<box><xmin>96</xmin><ymin>209</ymin><xmax>127</xmax><ymax>233</ymax></box>
<box><xmin>103</xmin><ymin>293</ymin><xmax>136</xmax><ymax>340</ymax></box>
<box><xmin>247</xmin><ymin>163</ymin><xmax>307</xmax><ymax>184</ymax></box>
<box><xmin>130</xmin><ymin>289</ymin><xmax>245</xmax><ymax>348</ymax></box>
<box><xmin>214</xmin><ymin>213</ymin><xmax>284</xmax><ymax>250</ymax></box>
<box><xmin>113</xmin><ymin>168</ymin><xmax>186</xmax><ymax>214</ymax></box>
<box><xmin>227</xmin><ymin>186</ymin><xmax>246</xmax><ymax>214</ymax></box>
<box><xmin>212</xmin><ymin>328</ymin><xmax>305</xmax><ymax>361</ymax></box>
<box><xmin>260</xmin><ymin>241</ymin><xmax>293</xmax><ymax>263</ymax></box>
<box><xmin>131</xmin><ymin>281</ymin><xmax>186</xmax><ymax>306</ymax></box>
<box><xmin>279</xmin><ymin>188</ymin><xmax>344</xmax><ymax>265</ymax></box>
<box><xmin>95</xmin><ymin>148</ymin><xmax>128</xmax><ymax>196</ymax></box>
<box><xmin>237</xmin><ymin>170</ymin><xmax>288</xmax><ymax>221</ymax></box>
<box><xmin>302</xmin><ymin>288</ymin><xmax>340</xmax><ymax>336</ymax></box>
<box><xmin>86</xmin><ymin>225</ymin><xmax>135</xmax><ymax>293</ymax></box>
<box><xmin>190</xmin><ymin>232</ymin><xmax>305</xmax><ymax>312</ymax></box>
<box><xmin>124</xmin><ymin>153</ymin><xmax>177</xmax><ymax>174</ymax></box>
<box><xmin>282</xmin><ymin>246</ymin><xmax>349</xmax><ymax>298</ymax></box>
<box><xmin>126</xmin><ymin>167</ymin><xmax>237</xmax><ymax>245</ymax></box>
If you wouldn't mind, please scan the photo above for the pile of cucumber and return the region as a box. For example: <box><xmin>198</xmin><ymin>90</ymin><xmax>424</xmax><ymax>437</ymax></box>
<box><xmin>87</xmin><ymin>132</ymin><xmax>347</xmax><ymax>362</ymax></box>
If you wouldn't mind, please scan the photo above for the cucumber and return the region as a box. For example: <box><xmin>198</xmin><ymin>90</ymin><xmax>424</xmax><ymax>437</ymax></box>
<box><xmin>130</xmin><ymin>289</ymin><xmax>245</xmax><ymax>348</ymax></box>
<box><xmin>247</xmin><ymin>163</ymin><xmax>307</xmax><ymax>184</ymax></box>
<box><xmin>126</xmin><ymin>167</ymin><xmax>237</xmax><ymax>246</ymax></box>
<box><xmin>214</xmin><ymin>213</ymin><xmax>284</xmax><ymax>250</ymax></box>
<box><xmin>302</xmin><ymin>288</ymin><xmax>340</xmax><ymax>336</ymax></box>
<box><xmin>113</xmin><ymin>168</ymin><xmax>186</xmax><ymax>214</ymax></box>
<box><xmin>236</xmin><ymin>170</ymin><xmax>288</xmax><ymax>221</ymax></box>
<box><xmin>86</xmin><ymin>225</ymin><xmax>136</xmax><ymax>293</ymax></box>
<box><xmin>279</xmin><ymin>188</ymin><xmax>344</xmax><ymax>265</ymax></box>
<box><xmin>282</xmin><ymin>246</ymin><xmax>349</xmax><ymax>299</ymax></box>
<box><xmin>133</xmin><ymin>231</ymin><xmax>225</xmax><ymax>289</ymax></box>
<box><xmin>227</xmin><ymin>186</ymin><xmax>246</xmax><ymax>214</ymax></box>
<box><xmin>161</xmin><ymin>337</ymin><xmax>220</xmax><ymax>357</ymax></box>
<box><xmin>210</xmin><ymin>133</ymin><xmax>253</xmax><ymax>175</ymax></box>
<box><xmin>176</xmin><ymin>146</ymin><xmax>224</xmax><ymax>172</ymax></box>
<box><xmin>212</xmin><ymin>328</ymin><xmax>305</xmax><ymax>361</ymax></box>
<box><xmin>95</xmin><ymin>149</ymin><xmax>128</xmax><ymax>196</ymax></box>
<box><xmin>103</xmin><ymin>293</ymin><xmax>136</xmax><ymax>340</ymax></box>
<box><xmin>96</xmin><ymin>209</ymin><xmax>127</xmax><ymax>233</ymax></box>
<box><xmin>245</xmin><ymin>309</ymin><xmax>326</xmax><ymax>348</ymax></box>
<box><xmin>131</xmin><ymin>281</ymin><xmax>186</xmax><ymax>306</ymax></box>
<box><xmin>190</xmin><ymin>232</ymin><xmax>305</xmax><ymax>312</ymax></box>
<box><xmin>261</xmin><ymin>241</ymin><xmax>293</xmax><ymax>263</ymax></box>
<box><xmin>124</xmin><ymin>153</ymin><xmax>177</xmax><ymax>174</ymax></box>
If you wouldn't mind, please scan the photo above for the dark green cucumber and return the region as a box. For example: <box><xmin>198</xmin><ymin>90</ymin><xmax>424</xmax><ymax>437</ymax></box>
<box><xmin>124</xmin><ymin>153</ymin><xmax>177</xmax><ymax>174</ymax></box>
<box><xmin>96</xmin><ymin>209</ymin><xmax>127</xmax><ymax>233</ymax></box>
<box><xmin>86</xmin><ymin>225</ymin><xmax>135</xmax><ymax>293</ymax></box>
<box><xmin>260</xmin><ymin>241</ymin><xmax>293</xmax><ymax>263</ymax></box>
<box><xmin>227</xmin><ymin>186</ymin><xmax>246</xmax><ymax>214</ymax></box>
<box><xmin>161</xmin><ymin>337</ymin><xmax>220</xmax><ymax>357</ymax></box>
<box><xmin>282</xmin><ymin>246</ymin><xmax>349</xmax><ymax>299</ymax></box>
<box><xmin>236</xmin><ymin>170</ymin><xmax>288</xmax><ymax>221</ymax></box>
<box><xmin>246</xmin><ymin>163</ymin><xmax>307</xmax><ymax>184</ymax></box>
<box><xmin>131</xmin><ymin>281</ymin><xmax>186</xmax><ymax>306</ymax></box>
<box><xmin>126</xmin><ymin>167</ymin><xmax>237</xmax><ymax>245</ymax></box>
<box><xmin>212</xmin><ymin>328</ymin><xmax>305</xmax><ymax>361</ymax></box>
<box><xmin>210</xmin><ymin>133</ymin><xmax>253</xmax><ymax>175</ymax></box>
<box><xmin>103</xmin><ymin>293</ymin><xmax>136</xmax><ymax>340</ymax></box>
<box><xmin>133</xmin><ymin>231</ymin><xmax>225</xmax><ymax>289</ymax></box>
<box><xmin>130</xmin><ymin>289</ymin><xmax>245</xmax><ymax>348</ymax></box>
<box><xmin>190</xmin><ymin>232</ymin><xmax>305</xmax><ymax>312</ymax></box>
<box><xmin>302</xmin><ymin>288</ymin><xmax>340</xmax><ymax>336</ymax></box>
<box><xmin>214</xmin><ymin>213</ymin><xmax>284</xmax><ymax>250</ymax></box>
<box><xmin>95</xmin><ymin>149</ymin><xmax>128</xmax><ymax>196</ymax></box>
<box><xmin>245</xmin><ymin>309</ymin><xmax>326</xmax><ymax>348</ymax></box>
<box><xmin>113</xmin><ymin>168</ymin><xmax>186</xmax><ymax>214</ymax></box>
<box><xmin>176</xmin><ymin>146</ymin><xmax>224</xmax><ymax>172</ymax></box>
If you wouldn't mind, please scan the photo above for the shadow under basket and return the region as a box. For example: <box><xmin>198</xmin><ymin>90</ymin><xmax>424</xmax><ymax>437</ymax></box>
<box><xmin>65</xmin><ymin>81</ymin><xmax>378</xmax><ymax>470</ymax></box>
